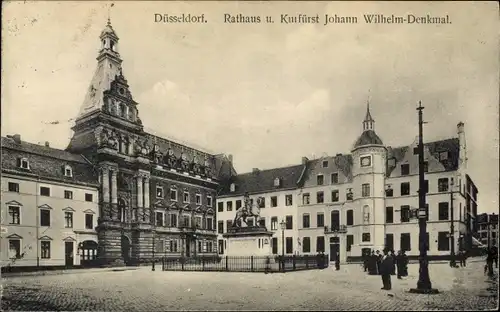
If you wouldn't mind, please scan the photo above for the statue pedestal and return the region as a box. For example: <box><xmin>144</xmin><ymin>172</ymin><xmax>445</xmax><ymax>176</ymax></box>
<box><xmin>222</xmin><ymin>226</ymin><xmax>273</xmax><ymax>257</ymax></box>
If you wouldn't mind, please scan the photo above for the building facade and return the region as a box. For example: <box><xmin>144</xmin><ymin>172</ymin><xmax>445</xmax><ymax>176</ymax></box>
<box><xmin>216</xmin><ymin>164</ymin><xmax>307</xmax><ymax>256</ymax></box>
<box><xmin>476</xmin><ymin>213</ymin><xmax>498</xmax><ymax>248</ymax></box>
<box><xmin>218</xmin><ymin>105</ymin><xmax>479</xmax><ymax>262</ymax></box>
<box><xmin>1</xmin><ymin>135</ymin><xmax>100</xmax><ymax>269</ymax></box>
<box><xmin>2</xmin><ymin>21</ymin><xmax>235</xmax><ymax>268</ymax></box>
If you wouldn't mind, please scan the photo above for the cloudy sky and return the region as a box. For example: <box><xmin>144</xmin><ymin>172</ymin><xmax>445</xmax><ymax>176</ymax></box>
<box><xmin>2</xmin><ymin>1</ymin><xmax>498</xmax><ymax>213</ymax></box>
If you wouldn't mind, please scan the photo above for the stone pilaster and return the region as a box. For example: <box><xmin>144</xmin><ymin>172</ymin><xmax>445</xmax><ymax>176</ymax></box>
<box><xmin>111</xmin><ymin>170</ymin><xmax>118</xmax><ymax>220</ymax></box>
<box><xmin>137</xmin><ymin>175</ymin><xmax>143</xmax><ymax>213</ymax></box>
<box><xmin>144</xmin><ymin>178</ymin><xmax>150</xmax><ymax>223</ymax></box>
<box><xmin>102</xmin><ymin>167</ymin><xmax>110</xmax><ymax>203</ymax></box>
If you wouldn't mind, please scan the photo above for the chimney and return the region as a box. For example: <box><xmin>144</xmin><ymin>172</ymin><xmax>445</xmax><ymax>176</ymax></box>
<box><xmin>301</xmin><ymin>157</ymin><xmax>309</xmax><ymax>165</ymax></box>
<box><xmin>336</xmin><ymin>153</ymin><xmax>342</xmax><ymax>157</ymax></box>
<box><xmin>457</xmin><ymin>121</ymin><xmax>464</xmax><ymax>134</ymax></box>
<box><xmin>228</xmin><ymin>154</ymin><xmax>233</xmax><ymax>164</ymax></box>
<box><xmin>45</xmin><ymin>141</ymin><xmax>50</xmax><ymax>147</ymax></box>
<box><xmin>12</xmin><ymin>134</ymin><xmax>21</xmax><ymax>144</ymax></box>
<box><xmin>252</xmin><ymin>168</ymin><xmax>260</xmax><ymax>173</ymax></box>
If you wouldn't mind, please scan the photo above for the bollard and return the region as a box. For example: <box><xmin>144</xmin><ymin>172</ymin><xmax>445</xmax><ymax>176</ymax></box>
<box><xmin>226</xmin><ymin>256</ymin><xmax>229</xmax><ymax>271</ymax></box>
<box><xmin>251</xmin><ymin>256</ymin><xmax>254</xmax><ymax>272</ymax></box>
<box><xmin>292</xmin><ymin>255</ymin><xmax>296</xmax><ymax>271</ymax></box>
<box><xmin>306</xmin><ymin>255</ymin><xmax>309</xmax><ymax>269</ymax></box>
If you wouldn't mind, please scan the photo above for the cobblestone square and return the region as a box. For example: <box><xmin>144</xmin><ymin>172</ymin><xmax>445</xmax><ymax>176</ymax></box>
<box><xmin>1</xmin><ymin>260</ymin><xmax>498</xmax><ymax>311</ymax></box>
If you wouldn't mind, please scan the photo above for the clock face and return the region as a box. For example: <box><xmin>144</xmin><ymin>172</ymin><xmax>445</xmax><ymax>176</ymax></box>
<box><xmin>361</xmin><ymin>156</ymin><xmax>371</xmax><ymax>167</ymax></box>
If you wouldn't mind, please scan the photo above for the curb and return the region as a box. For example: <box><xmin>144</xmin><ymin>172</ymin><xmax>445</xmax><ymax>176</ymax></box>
<box><xmin>1</xmin><ymin>267</ymin><xmax>139</xmax><ymax>278</ymax></box>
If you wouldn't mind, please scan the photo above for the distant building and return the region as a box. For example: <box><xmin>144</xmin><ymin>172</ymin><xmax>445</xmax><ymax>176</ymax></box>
<box><xmin>476</xmin><ymin>213</ymin><xmax>498</xmax><ymax>247</ymax></box>
<box><xmin>218</xmin><ymin>104</ymin><xmax>479</xmax><ymax>261</ymax></box>
<box><xmin>1</xmin><ymin>136</ymin><xmax>100</xmax><ymax>269</ymax></box>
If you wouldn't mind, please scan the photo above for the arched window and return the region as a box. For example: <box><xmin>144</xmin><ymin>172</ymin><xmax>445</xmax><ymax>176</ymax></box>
<box><xmin>120</xmin><ymin>104</ymin><xmax>126</xmax><ymax>118</ymax></box>
<box><xmin>63</xmin><ymin>165</ymin><xmax>73</xmax><ymax>177</ymax></box>
<box><xmin>118</xmin><ymin>199</ymin><xmax>126</xmax><ymax>222</ymax></box>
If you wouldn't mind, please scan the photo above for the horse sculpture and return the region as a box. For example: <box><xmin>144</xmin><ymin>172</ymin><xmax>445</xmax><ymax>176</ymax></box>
<box><xmin>232</xmin><ymin>194</ymin><xmax>263</xmax><ymax>227</ymax></box>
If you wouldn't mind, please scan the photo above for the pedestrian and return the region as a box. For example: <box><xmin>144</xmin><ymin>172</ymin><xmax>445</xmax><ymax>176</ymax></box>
<box><xmin>380</xmin><ymin>248</ymin><xmax>393</xmax><ymax>290</ymax></box>
<box><xmin>368</xmin><ymin>251</ymin><xmax>378</xmax><ymax>275</ymax></box>
<box><xmin>396</xmin><ymin>250</ymin><xmax>403</xmax><ymax>279</ymax></box>
<box><xmin>363</xmin><ymin>251</ymin><xmax>368</xmax><ymax>272</ymax></box>
<box><xmin>401</xmin><ymin>250</ymin><xmax>408</xmax><ymax>277</ymax></box>
<box><xmin>486</xmin><ymin>248</ymin><xmax>494</xmax><ymax>277</ymax></box>
<box><xmin>390</xmin><ymin>250</ymin><xmax>396</xmax><ymax>275</ymax></box>
<box><xmin>335</xmin><ymin>251</ymin><xmax>340</xmax><ymax>271</ymax></box>
<box><xmin>375</xmin><ymin>250</ymin><xmax>382</xmax><ymax>275</ymax></box>
<box><xmin>492</xmin><ymin>246</ymin><xmax>498</xmax><ymax>269</ymax></box>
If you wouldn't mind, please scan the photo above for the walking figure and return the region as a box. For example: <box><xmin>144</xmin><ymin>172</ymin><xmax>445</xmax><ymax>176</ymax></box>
<box><xmin>380</xmin><ymin>248</ymin><xmax>393</xmax><ymax>290</ymax></box>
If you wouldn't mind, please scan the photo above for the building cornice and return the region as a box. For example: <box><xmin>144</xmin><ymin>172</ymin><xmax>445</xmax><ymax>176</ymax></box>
<box><xmin>1</xmin><ymin>170</ymin><xmax>100</xmax><ymax>189</ymax></box>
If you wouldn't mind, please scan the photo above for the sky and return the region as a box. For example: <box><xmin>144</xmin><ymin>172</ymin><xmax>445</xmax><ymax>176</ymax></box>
<box><xmin>2</xmin><ymin>1</ymin><xmax>498</xmax><ymax>213</ymax></box>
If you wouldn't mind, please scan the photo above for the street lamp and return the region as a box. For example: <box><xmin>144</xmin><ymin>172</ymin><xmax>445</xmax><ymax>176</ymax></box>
<box><xmin>152</xmin><ymin>213</ymin><xmax>156</xmax><ymax>271</ymax></box>
<box><xmin>280</xmin><ymin>220</ymin><xmax>286</xmax><ymax>257</ymax></box>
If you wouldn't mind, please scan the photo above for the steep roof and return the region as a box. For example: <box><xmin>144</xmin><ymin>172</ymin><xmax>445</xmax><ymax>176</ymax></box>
<box><xmin>219</xmin><ymin>164</ymin><xmax>306</xmax><ymax>196</ymax></box>
<box><xmin>387</xmin><ymin>138</ymin><xmax>460</xmax><ymax>176</ymax></box>
<box><xmin>1</xmin><ymin>136</ymin><xmax>99</xmax><ymax>186</ymax></box>
<box><xmin>301</xmin><ymin>154</ymin><xmax>354</xmax><ymax>186</ymax></box>
<box><xmin>353</xmin><ymin>130</ymin><xmax>384</xmax><ymax>149</ymax></box>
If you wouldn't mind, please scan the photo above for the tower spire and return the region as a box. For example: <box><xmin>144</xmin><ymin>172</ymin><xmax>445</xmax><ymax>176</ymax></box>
<box><xmin>363</xmin><ymin>98</ymin><xmax>375</xmax><ymax>131</ymax></box>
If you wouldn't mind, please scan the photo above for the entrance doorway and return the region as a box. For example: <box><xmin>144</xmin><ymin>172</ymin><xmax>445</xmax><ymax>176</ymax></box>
<box><xmin>121</xmin><ymin>235</ymin><xmax>131</xmax><ymax>265</ymax></box>
<box><xmin>65</xmin><ymin>242</ymin><xmax>74</xmax><ymax>267</ymax></box>
<box><xmin>186</xmin><ymin>239</ymin><xmax>191</xmax><ymax>257</ymax></box>
<box><xmin>329</xmin><ymin>237</ymin><xmax>340</xmax><ymax>261</ymax></box>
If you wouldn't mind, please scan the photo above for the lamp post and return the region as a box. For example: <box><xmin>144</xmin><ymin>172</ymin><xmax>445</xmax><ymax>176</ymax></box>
<box><xmin>449</xmin><ymin>178</ymin><xmax>456</xmax><ymax>268</ymax></box>
<box><xmin>152</xmin><ymin>213</ymin><xmax>156</xmax><ymax>271</ymax></box>
<box><xmin>280</xmin><ymin>220</ymin><xmax>286</xmax><ymax>257</ymax></box>
<box><xmin>409</xmin><ymin>101</ymin><xmax>439</xmax><ymax>294</ymax></box>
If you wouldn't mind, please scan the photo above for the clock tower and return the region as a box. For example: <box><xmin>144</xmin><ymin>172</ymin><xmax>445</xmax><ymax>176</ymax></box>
<box><xmin>350</xmin><ymin>102</ymin><xmax>387</xmax><ymax>255</ymax></box>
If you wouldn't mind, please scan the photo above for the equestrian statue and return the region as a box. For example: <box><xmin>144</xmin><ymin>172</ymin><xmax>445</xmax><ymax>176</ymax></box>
<box><xmin>232</xmin><ymin>192</ymin><xmax>263</xmax><ymax>228</ymax></box>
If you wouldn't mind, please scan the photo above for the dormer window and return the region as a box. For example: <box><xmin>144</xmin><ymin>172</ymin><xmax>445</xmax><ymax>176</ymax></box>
<box><xmin>17</xmin><ymin>158</ymin><xmax>30</xmax><ymax>170</ymax></box>
<box><xmin>322</xmin><ymin>160</ymin><xmax>328</xmax><ymax>168</ymax></box>
<box><xmin>388</xmin><ymin>158</ymin><xmax>396</xmax><ymax>167</ymax></box>
<box><xmin>439</xmin><ymin>151</ymin><xmax>449</xmax><ymax>160</ymax></box>
<box><xmin>64</xmin><ymin>165</ymin><xmax>73</xmax><ymax>177</ymax></box>
<box><xmin>274</xmin><ymin>178</ymin><xmax>281</xmax><ymax>187</ymax></box>
<box><xmin>230</xmin><ymin>183</ymin><xmax>236</xmax><ymax>192</ymax></box>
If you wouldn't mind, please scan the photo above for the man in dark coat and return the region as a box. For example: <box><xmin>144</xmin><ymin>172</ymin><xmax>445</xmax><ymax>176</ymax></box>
<box><xmin>376</xmin><ymin>250</ymin><xmax>382</xmax><ymax>275</ymax></box>
<box><xmin>395</xmin><ymin>250</ymin><xmax>403</xmax><ymax>279</ymax></box>
<box><xmin>368</xmin><ymin>251</ymin><xmax>378</xmax><ymax>275</ymax></box>
<box><xmin>401</xmin><ymin>250</ymin><xmax>409</xmax><ymax>277</ymax></box>
<box><xmin>389</xmin><ymin>250</ymin><xmax>396</xmax><ymax>275</ymax></box>
<box><xmin>380</xmin><ymin>248</ymin><xmax>393</xmax><ymax>290</ymax></box>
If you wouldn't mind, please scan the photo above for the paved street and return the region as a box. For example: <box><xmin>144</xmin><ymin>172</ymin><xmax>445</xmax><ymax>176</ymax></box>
<box><xmin>1</xmin><ymin>260</ymin><xmax>498</xmax><ymax>311</ymax></box>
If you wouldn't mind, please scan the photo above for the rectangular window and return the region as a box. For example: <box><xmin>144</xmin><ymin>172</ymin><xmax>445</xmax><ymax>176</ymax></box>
<box><xmin>156</xmin><ymin>187</ymin><xmax>164</xmax><ymax>198</ymax></box>
<box><xmin>9</xmin><ymin>240</ymin><xmax>21</xmax><ymax>259</ymax></box>
<box><xmin>206</xmin><ymin>217</ymin><xmax>213</xmax><ymax>230</ymax></box>
<box><xmin>258</xmin><ymin>198</ymin><xmax>266</xmax><ymax>208</ymax></box>
<box><xmin>302</xmin><ymin>214</ymin><xmax>310</xmax><ymax>228</ymax></box>
<box><xmin>331</xmin><ymin>173</ymin><xmax>339</xmax><ymax>184</ymax></box>
<box><xmin>385</xmin><ymin>186</ymin><xmax>393</xmax><ymax>197</ymax></box>
<box><xmin>386</xmin><ymin>206</ymin><xmax>394</xmax><ymax>223</ymax></box>
<box><xmin>85</xmin><ymin>214</ymin><xmax>93</xmax><ymax>229</ymax></box>
<box><xmin>271</xmin><ymin>217</ymin><xmax>278</xmax><ymax>230</ymax></box>
<box><xmin>8</xmin><ymin>206</ymin><xmax>20</xmax><ymax>224</ymax></box>
<box><xmin>285</xmin><ymin>237</ymin><xmax>293</xmax><ymax>254</ymax></box>
<box><xmin>386</xmin><ymin>234</ymin><xmax>394</xmax><ymax>251</ymax></box>
<box><xmin>226</xmin><ymin>220</ymin><xmax>232</xmax><ymax>232</ymax></box>
<box><xmin>272</xmin><ymin>237</ymin><xmax>278</xmax><ymax>254</ymax></box>
<box><xmin>155</xmin><ymin>212</ymin><xmax>164</xmax><ymax>227</ymax></box>
<box><xmin>400</xmin><ymin>233</ymin><xmax>411</xmax><ymax>251</ymax></box>
<box><xmin>317</xmin><ymin>175</ymin><xmax>324</xmax><ymax>186</ymax></box>
<box><xmin>438</xmin><ymin>178</ymin><xmax>449</xmax><ymax>192</ymax></box>
<box><xmin>331</xmin><ymin>190</ymin><xmax>339</xmax><ymax>202</ymax></box>
<box><xmin>316</xmin><ymin>236</ymin><xmax>325</xmax><ymax>252</ymax></box>
<box><xmin>181</xmin><ymin>215</ymin><xmax>190</xmax><ymax>228</ymax></box>
<box><xmin>19</xmin><ymin>158</ymin><xmax>30</xmax><ymax>169</ymax></box>
<box><xmin>438</xmin><ymin>232</ymin><xmax>450</xmax><ymax>251</ymax></box>
<box><xmin>401</xmin><ymin>164</ymin><xmax>410</xmax><ymax>176</ymax></box>
<box><xmin>400</xmin><ymin>205</ymin><xmax>410</xmax><ymax>223</ymax></box>
<box><xmin>438</xmin><ymin>202</ymin><xmax>449</xmax><ymax>220</ymax></box>
<box><xmin>183</xmin><ymin>191</ymin><xmax>190</xmax><ymax>203</ymax></box>
<box><xmin>227</xmin><ymin>201</ymin><xmax>233</xmax><ymax>212</ymax></box>
<box><xmin>259</xmin><ymin>217</ymin><xmax>265</xmax><ymax>228</ymax></box>
<box><xmin>8</xmin><ymin>182</ymin><xmax>19</xmax><ymax>193</ymax></box>
<box><xmin>322</xmin><ymin>160</ymin><xmax>329</xmax><ymax>168</ymax></box>
<box><xmin>346</xmin><ymin>210</ymin><xmax>353</xmax><ymax>226</ymax></box>
<box><xmin>285</xmin><ymin>194</ymin><xmax>293</xmax><ymax>206</ymax></box>
<box><xmin>218</xmin><ymin>202</ymin><xmax>224</xmax><ymax>212</ymax></box>
<box><xmin>207</xmin><ymin>196</ymin><xmax>212</xmax><ymax>207</ymax></box>
<box><xmin>170</xmin><ymin>214</ymin><xmax>178</xmax><ymax>227</ymax></box>
<box><xmin>316</xmin><ymin>191</ymin><xmax>324</xmax><ymax>204</ymax></box>
<box><xmin>346</xmin><ymin>235</ymin><xmax>354</xmax><ymax>252</ymax></box>
<box><xmin>64</xmin><ymin>212</ymin><xmax>73</xmax><ymax>228</ymax></box>
<box><xmin>361</xmin><ymin>184</ymin><xmax>370</xmax><ymax>197</ymax></box>
<box><xmin>400</xmin><ymin>182</ymin><xmax>410</xmax><ymax>196</ymax></box>
<box><xmin>346</xmin><ymin>189</ymin><xmax>353</xmax><ymax>201</ymax></box>
<box><xmin>302</xmin><ymin>193</ymin><xmax>310</xmax><ymax>205</ymax></box>
<box><xmin>170</xmin><ymin>188</ymin><xmax>178</xmax><ymax>201</ymax></box>
<box><xmin>41</xmin><ymin>241</ymin><xmax>51</xmax><ymax>259</ymax></box>
<box><xmin>156</xmin><ymin>240</ymin><xmax>164</xmax><ymax>253</ymax></box>
<box><xmin>236</xmin><ymin>200</ymin><xmax>242</xmax><ymax>209</ymax></box>
<box><xmin>271</xmin><ymin>196</ymin><xmax>278</xmax><ymax>207</ymax></box>
<box><xmin>317</xmin><ymin>213</ymin><xmax>324</xmax><ymax>227</ymax></box>
<box><xmin>40</xmin><ymin>187</ymin><xmax>50</xmax><ymax>197</ymax></box>
<box><xmin>64</xmin><ymin>190</ymin><xmax>73</xmax><ymax>199</ymax></box>
<box><xmin>362</xmin><ymin>233</ymin><xmax>370</xmax><ymax>242</ymax></box>
<box><xmin>40</xmin><ymin>209</ymin><xmax>50</xmax><ymax>227</ymax></box>
<box><xmin>302</xmin><ymin>237</ymin><xmax>311</xmax><ymax>253</ymax></box>
<box><xmin>331</xmin><ymin>211</ymin><xmax>340</xmax><ymax>229</ymax></box>
<box><xmin>286</xmin><ymin>215</ymin><xmax>293</xmax><ymax>230</ymax></box>
<box><xmin>195</xmin><ymin>194</ymin><xmax>201</xmax><ymax>205</ymax></box>
<box><xmin>195</xmin><ymin>216</ymin><xmax>202</xmax><ymax>228</ymax></box>
<box><xmin>85</xmin><ymin>193</ymin><xmax>93</xmax><ymax>202</ymax></box>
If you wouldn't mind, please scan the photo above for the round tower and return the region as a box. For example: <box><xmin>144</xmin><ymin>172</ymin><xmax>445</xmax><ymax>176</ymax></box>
<box><xmin>350</xmin><ymin>102</ymin><xmax>387</xmax><ymax>255</ymax></box>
